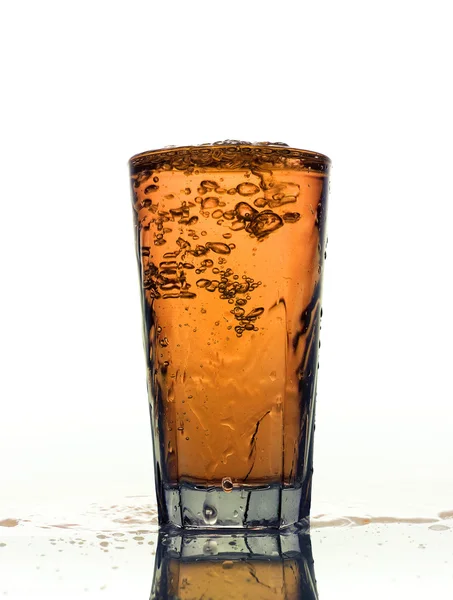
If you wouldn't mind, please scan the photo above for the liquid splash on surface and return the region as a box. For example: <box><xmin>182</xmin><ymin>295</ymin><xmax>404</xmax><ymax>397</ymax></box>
<box><xmin>1</xmin><ymin>498</ymin><xmax>452</xmax><ymax>536</ymax></box>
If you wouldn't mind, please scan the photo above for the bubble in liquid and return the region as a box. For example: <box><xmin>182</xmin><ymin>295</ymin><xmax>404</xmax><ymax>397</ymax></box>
<box><xmin>247</xmin><ymin>211</ymin><xmax>283</xmax><ymax>238</ymax></box>
<box><xmin>205</xmin><ymin>242</ymin><xmax>231</xmax><ymax>255</ymax></box>
<box><xmin>159</xmin><ymin>337</ymin><xmax>169</xmax><ymax>347</ymax></box>
<box><xmin>269</xmin><ymin>371</ymin><xmax>277</xmax><ymax>381</ymax></box>
<box><xmin>222</xmin><ymin>560</ymin><xmax>234</xmax><ymax>569</ymax></box>
<box><xmin>144</xmin><ymin>184</ymin><xmax>159</xmax><ymax>194</ymax></box>
<box><xmin>221</xmin><ymin>477</ymin><xmax>233</xmax><ymax>493</ymax></box>
<box><xmin>202</xmin><ymin>197</ymin><xmax>219</xmax><ymax>209</ymax></box>
<box><xmin>202</xmin><ymin>503</ymin><xmax>218</xmax><ymax>525</ymax></box>
<box><xmin>235</xmin><ymin>202</ymin><xmax>258</xmax><ymax>221</ymax></box>
<box><xmin>176</xmin><ymin>237</ymin><xmax>191</xmax><ymax>250</ymax></box>
<box><xmin>282</xmin><ymin>212</ymin><xmax>301</xmax><ymax>223</ymax></box>
<box><xmin>245</xmin><ymin>307</ymin><xmax>264</xmax><ymax>319</ymax></box>
<box><xmin>212</xmin><ymin>209</ymin><xmax>224</xmax><ymax>219</ymax></box>
<box><xmin>237</xmin><ymin>182</ymin><xmax>260</xmax><ymax>196</ymax></box>
<box><xmin>230</xmin><ymin>221</ymin><xmax>245</xmax><ymax>231</ymax></box>
<box><xmin>233</xmin><ymin>510</ymin><xmax>239</xmax><ymax>518</ymax></box>
<box><xmin>199</xmin><ymin>180</ymin><xmax>218</xmax><ymax>192</ymax></box>
<box><xmin>196</xmin><ymin>279</ymin><xmax>211</xmax><ymax>288</ymax></box>
<box><xmin>222</xmin><ymin>232</ymin><xmax>232</xmax><ymax>239</ymax></box>
<box><xmin>253</xmin><ymin>197</ymin><xmax>268</xmax><ymax>208</ymax></box>
<box><xmin>206</xmin><ymin>281</ymin><xmax>219</xmax><ymax>292</ymax></box>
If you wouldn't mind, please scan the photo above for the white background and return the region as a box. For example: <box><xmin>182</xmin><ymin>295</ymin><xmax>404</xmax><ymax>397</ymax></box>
<box><xmin>1</xmin><ymin>0</ymin><xmax>452</xmax><ymax>515</ymax></box>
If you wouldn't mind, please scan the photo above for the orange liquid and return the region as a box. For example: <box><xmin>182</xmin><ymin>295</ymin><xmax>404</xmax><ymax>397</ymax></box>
<box><xmin>165</xmin><ymin>558</ymin><xmax>301</xmax><ymax>600</ymax></box>
<box><xmin>131</xmin><ymin>145</ymin><xmax>328</xmax><ymax>491</ymax></box>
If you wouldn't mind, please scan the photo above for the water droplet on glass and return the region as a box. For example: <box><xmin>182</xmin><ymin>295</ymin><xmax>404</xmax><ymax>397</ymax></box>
<box><xmin>269</xmin><ymin>371</ymin><xmax>277</xmax><ymax>381</ymax></box>
<box><xmin>203</xmin><ymin>539</ymin><xmax>218</xmax><ymax>555</ymax></box>
<box><xmin>202</xmin><ymin>503</ymin><xmax>218</xmax><ymax>526</ymax></box>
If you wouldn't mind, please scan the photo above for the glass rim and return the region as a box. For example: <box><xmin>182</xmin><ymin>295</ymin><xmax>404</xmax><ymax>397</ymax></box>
<box><xmin>129</xmin><ymin>142</ymin><xmax>331</xmax><ymax>174</ymax></box>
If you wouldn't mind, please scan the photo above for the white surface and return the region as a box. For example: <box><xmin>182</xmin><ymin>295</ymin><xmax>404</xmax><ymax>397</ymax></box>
<box><xmin>0</xmin><ymin>0</ymin><xmax>452</xmax><ymax>518</ymax></box>
<box><xmin>1</xmin><ymin>497</ymin><xmax>452</xmax><ymax>598</ymax></box>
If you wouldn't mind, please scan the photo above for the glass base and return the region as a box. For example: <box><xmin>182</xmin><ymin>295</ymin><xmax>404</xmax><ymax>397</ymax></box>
<box><xmin>161</xmin><ymin>483</ymin><xmax>309</xmax><ymax>530</ymax></box>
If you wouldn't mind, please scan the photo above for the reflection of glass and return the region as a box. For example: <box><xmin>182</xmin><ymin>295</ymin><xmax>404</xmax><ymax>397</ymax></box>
<box><xmin>150</xmin><ymin>529</ymin><xmax>318</xmax><ymax>599</ymax></box>
<box><xmin>129</xmin><ymin>142</ymin><xmax>330</xmax><ymax>529</ymax></box>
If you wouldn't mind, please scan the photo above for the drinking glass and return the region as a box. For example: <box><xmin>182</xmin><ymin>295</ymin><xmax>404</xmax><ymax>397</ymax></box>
<box><xmin>129</xmin><ymin>141</ymin><xmax>330</xmax><ymax>529</ymax></box>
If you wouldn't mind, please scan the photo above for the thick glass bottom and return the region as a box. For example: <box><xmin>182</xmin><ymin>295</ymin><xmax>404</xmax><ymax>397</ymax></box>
<box><xmin>161</xmin><ymin>483</ymin><xmax>309</xmax><ymax>530</ymax></box>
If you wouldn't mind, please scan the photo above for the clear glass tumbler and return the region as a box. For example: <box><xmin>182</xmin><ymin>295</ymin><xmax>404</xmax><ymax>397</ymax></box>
<box><xmin>129</xmin><ymin>141</ymin><xmax>330</xmax><ymax>529</ymax></box>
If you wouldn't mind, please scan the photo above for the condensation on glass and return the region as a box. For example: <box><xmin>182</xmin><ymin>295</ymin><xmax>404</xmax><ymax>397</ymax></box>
<box><xmin>129</xmin><ymin>141</ymin><xmax>331</xmax><ymax>529</ymax></box>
